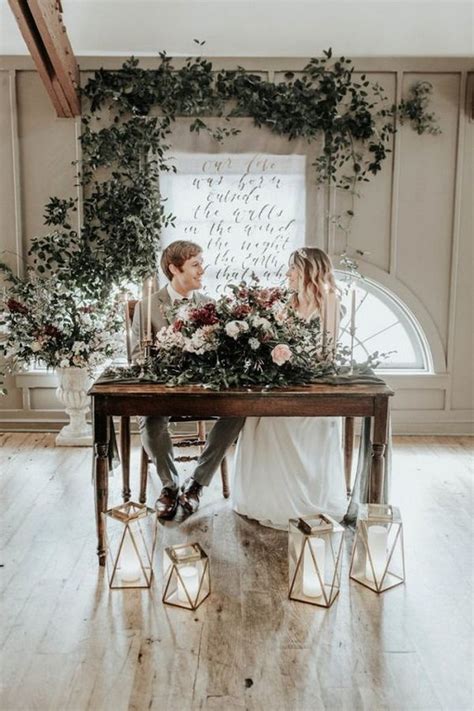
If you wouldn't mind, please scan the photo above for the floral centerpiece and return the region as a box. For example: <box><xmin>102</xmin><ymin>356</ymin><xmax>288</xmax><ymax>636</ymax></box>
<box><xmin>127</xmin><ymin>282</ymin><xmax>380</xmax><ymax>389</ymax></box>
<box><xmin>0</xmin><ymin>265</ymin><xmax>122</xmax><ymax>374</ymax></box>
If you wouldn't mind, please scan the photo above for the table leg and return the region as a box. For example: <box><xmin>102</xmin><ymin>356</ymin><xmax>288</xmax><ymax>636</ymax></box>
<box><xmin>370</xmin><ymin>396</ymin><xmax>389</xmax><ymax>503</ymax></box>
<box><xmin>120</xmin><ymin>416</ymin><xmax>131</xmax><ymax>502</ymax></box>
<box><xmin>344</xmin><ymin>416</ymin><xmax>355</xmax><ymax>496</ymax></box>
<box><xmin>93</xmin><ymin>405</ymin><xmax>110</xmax><ymax>566</ymax></box>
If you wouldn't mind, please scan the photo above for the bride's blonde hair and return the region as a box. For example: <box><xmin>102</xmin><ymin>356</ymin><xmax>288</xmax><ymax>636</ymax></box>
<box><xmin>289</xmin><ymin>247</ymin><xmax>337</xmax><ymax>313</ymax></box>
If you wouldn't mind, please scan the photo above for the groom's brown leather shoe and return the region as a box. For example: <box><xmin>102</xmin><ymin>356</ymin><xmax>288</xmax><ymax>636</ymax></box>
<box><xmin>179</xmin><ymin>477</ymin><xmax>203</xmax><ymax>515</ymax></box>
<box><xmin>155</xmin><ymin>487</ymin><xmax>179</xmax><ymax>520</ymax></box>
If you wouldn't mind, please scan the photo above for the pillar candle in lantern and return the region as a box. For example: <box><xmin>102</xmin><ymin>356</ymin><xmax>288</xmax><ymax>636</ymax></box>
<box><xmin>177</xmin><ymin>565</ymin><xmax>200</xmax><ymax>603</ymax></box>
<box><xmin>365</xmin><ymin>524</ymin><xmax>388</xmax><ymax>582</ymax></box>
<box><xmin>303</xmin><ymin>537</ymin><xmax>326</xmax><ymax>598</ymax></box>
<box><xmin>119</xmin><ymin>533</ymin><xmax>141</xmax><ymax>583</ymax></box>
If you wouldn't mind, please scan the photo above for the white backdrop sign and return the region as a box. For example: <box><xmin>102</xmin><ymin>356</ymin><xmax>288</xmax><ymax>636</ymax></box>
<box><xmin>160</xmin><ymin>153</ymin><xmax>306</xmax><ymax>295</ymax></box>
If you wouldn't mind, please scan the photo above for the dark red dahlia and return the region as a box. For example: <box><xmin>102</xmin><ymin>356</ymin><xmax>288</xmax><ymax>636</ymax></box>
<box><xmin>189</xmin><ymin>303</ymin><xmax>219</xmax><ymax>326</ymax></box>
<box><xmin>6</xmin><ymin>298</ymin><xmax>28</xmax><ymax>315</ymax></box>
<box><xmin>43</xmin><ymin>324</ymin><xmax>60</xmax><ymax>337</ymax></box>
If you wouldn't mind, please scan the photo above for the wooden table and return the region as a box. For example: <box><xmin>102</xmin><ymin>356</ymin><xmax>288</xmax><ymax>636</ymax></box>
<box><xmin>89</xmin><ymin>380</ymin><xmax>393</xmax><ymax>565</ymax></box>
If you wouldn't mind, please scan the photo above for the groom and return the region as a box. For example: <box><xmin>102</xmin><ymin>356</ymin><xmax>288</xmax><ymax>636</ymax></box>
<box><xmin>131</xmin><ymin>240</ymin><xmax>245</xmax><ymax>520</ymax></box>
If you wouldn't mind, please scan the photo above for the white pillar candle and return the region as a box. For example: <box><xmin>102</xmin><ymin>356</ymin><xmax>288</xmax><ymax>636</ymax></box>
<box><xmin>302</xmin><ymin>538</ymin><xmax>326</xmax><ymax>598</ymax></box>
<box><xmin>365</xmin><ymin>525</ymin><xmax>388</xmax><ymax>583</ymax></box>
<box><xmin>177</xmin><ymin>565</ymin><xmax>200</xmax><ymax>603</ymax></box>
<box><xmin>119</xmin><ymin>532</ymin><xmax>141</xmax><ymax>582</ymax></box>
<box><xmin>146</xmin><ymin>277</ymin><xmax>153</xmax><ymax>342</ymax></box>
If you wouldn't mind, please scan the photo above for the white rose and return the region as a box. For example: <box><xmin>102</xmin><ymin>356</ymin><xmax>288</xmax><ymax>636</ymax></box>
<box><xmin>31</xmin><ymin>341</ymin><xmax>42</xmax><ymax>352</ymax></box>
<box><xmin>225</xmin><ymin>320</ymin><xmax>249</xmax><ymax>339</ymax></box>
<box><xmin>59</xmin><ymin>358</ymin><xmax>70</xmax><ymax>367</ymax></box>
<box><xmin>252</xmin><ymin>316</ymin><xmax>272</xmax><ymax>330</ymax></box>
<box><xmin>249</xmin><ymin>337</ymin><xmax>260</xmax><ymax>350</ymax></box>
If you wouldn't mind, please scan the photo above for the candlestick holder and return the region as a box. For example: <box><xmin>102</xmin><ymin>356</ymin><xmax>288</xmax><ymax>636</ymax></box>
<box><xmin>163</xmin><ymin>543</ymin><xmax>210</xmax><ymax>610</ymax></box>
<box><xmin>103</xmin><ymin>502</ymin><xmax>158</xmax><ymax>589</ymax></box>
<box><xmin>349</xmin><ymin>503</ymin><xmax>405</xmax><ymax>593</ymax></box>
<box><xmin>289</xmin><ymin>514</ymin><xmax>344</xmax><ymax>608</ymax></box>
<box><xmin>142</xmin><ymin>339</ymin><xmax>153</xmax><ymax>360</ymax></box>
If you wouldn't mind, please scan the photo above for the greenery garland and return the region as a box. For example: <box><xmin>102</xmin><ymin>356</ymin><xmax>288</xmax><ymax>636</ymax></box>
<box><xmin>23</xmin><ymin>47</ymin><xmax>441</xmax><ymax>301</ymax></box>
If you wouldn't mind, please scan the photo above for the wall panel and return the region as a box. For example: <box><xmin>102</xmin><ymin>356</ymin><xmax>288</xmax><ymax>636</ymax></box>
<box><xmin>0</xmin><ymin>70</ymin><xmax>17</xmax><ymax>275</ymax></box>
<box><xmin>450</xmin><ymin>73</ymin><xmax>473</xmax><ymax>411</ymax></box>
<box><xmin>16</xmin><ymin>72</ymin><xmax>77</xmax><ymax>253</ymax></box>
<box><xmin>335</xmin><ymin>72</ymin><xmax>397</xmax><ymax>272</ymax></box>
<box><xmin>397</xmin><ymin>72</ymin><xmax>461</xmax><ymax>350</ymax></box>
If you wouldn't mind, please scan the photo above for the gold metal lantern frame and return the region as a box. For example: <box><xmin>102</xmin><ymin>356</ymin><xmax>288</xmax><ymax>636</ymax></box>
<box><xmin>163</xmin><ymin>542</ymin><xmax>210</xmax><ymax>610</ymax></box>
<box><xmin>289</xmin><ymin>514</ymin><xmax>345</xmax><ymax>608</ymax></box>
<box><xmin>103</xmin><ymin>501</ymin><xmax>158</xmax><ymax>589</ymax></box>
<box><xmin>349</xmin><ymin>503</ymin><xmax>405</xmax><ymax>593</ymax></box>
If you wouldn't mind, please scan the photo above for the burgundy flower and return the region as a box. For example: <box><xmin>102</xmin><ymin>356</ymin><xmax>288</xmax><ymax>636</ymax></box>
<box><xmin>43</xmin><ymin>324</ymin><xmax>60</xmax><ymax>337</ymax></box>
<box><xmin>173</xmin><ymin>319</ymin><xmax>184</xmax><ymax>332</ymax></box>
<box><xmin>255</xmin><ymin>287</ymin><xmax>282</xmax><ymax>308</ymax></box>
<box><xmin>6</xmin><ymin>298</ymin><xmax>28</xmax><ymax>315</ymax></box>
<box><xmin>189</xmin><ymin>303</ymin><xmax>219</xmax><ymax>326</ymax></box>
<box><xmin>79</xmin><ymin>305</ymin><xmax>94</xmax><ymax>313</ymax></box>
<box><xmin>232</xmin><ymin>304</ymin><xmax>252</xmax><ymax>318</ymax></box>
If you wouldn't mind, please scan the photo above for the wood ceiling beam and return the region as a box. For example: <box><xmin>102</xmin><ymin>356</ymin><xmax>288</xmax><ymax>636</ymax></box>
<box><xmin>8</xmin><ymin>0</ymin><xmax>80</xmax><ymax>117</ymax></box>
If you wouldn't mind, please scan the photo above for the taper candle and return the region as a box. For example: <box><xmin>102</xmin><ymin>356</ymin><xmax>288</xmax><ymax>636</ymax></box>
<box><xmin>145</xmin><ymin>277</ymin><xmax>153</xmax><ymax>342</ymax></box>
<box><xmin>350</xmin><ymin>285</ymin><xmax>356</xmax><ymax>335</ymax></box>
<box><xmin>322</xmin><ymin>284</ymin><xmax>329</xmax><ymax>354</ymax></box>
<box><xmin>121</xmin><ymin>293</ymin><xmax>132</xmax><ymax>363</ymax></box>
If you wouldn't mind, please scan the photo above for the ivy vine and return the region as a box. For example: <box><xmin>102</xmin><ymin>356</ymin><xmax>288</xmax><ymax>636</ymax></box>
<box><xmin>25</xmin><ymin>46</ymin><xmax>440</xmax><ymax>300</ymax></box>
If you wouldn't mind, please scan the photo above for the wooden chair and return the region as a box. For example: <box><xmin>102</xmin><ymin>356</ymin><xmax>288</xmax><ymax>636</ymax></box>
<box><xmin>119</xmin><ymin>299</ymin><xmax>230</xmax><ymax>504</ymax></box>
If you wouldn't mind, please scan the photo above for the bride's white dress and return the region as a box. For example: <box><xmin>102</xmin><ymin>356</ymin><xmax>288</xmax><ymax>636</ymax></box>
<box><xmin>232</xmin><ymin>416</ymin><xmax>348</xmax><ymax>529</ymax></box>
<box><xmin>232</xmin><ymin>295</ymin><xmax>347</xmax><ymax>529</ymax></box>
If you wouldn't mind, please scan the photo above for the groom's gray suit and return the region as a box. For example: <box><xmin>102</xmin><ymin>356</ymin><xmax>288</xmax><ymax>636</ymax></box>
<box><xmin>131</xmin><ymin>286</ymin><xmax>244</xmax><ymax>491</ymax></box>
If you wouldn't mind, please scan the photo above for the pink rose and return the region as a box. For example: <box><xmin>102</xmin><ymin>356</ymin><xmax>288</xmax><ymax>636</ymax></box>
<box><xmin>271</xmin><ymin>343</ymin><xmax>292</xmax><ymax>366</ymax></box>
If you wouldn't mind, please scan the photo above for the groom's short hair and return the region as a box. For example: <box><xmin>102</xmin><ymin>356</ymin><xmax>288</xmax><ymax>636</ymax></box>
<box><xmin>161</xmin><ymin>240</ymin><xmax>202</xmax><ymax>281</ymax></box>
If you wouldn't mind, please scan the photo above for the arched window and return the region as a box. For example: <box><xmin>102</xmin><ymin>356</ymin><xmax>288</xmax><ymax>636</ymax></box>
<box><xmin>335</xmin><ymin>271</ymin><xmax>433</xmax><ymax>372</ymax></box>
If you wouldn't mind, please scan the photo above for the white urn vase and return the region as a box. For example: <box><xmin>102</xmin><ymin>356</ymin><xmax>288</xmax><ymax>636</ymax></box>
<box><xmin>55</xmin><ymin>367</ymin><xmax>93</xmax><ymax>446</ymax></box>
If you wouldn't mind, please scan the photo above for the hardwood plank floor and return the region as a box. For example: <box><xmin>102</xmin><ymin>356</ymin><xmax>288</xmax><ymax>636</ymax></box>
<box><xmin>0</xmin><ymin>433</ymin><xmax>472</xmax><ymax>711</ymax></box>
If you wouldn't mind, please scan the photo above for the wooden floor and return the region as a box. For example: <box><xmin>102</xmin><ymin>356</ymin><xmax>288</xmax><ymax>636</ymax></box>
<box><xmin>0</xmin><ymin>433</ymin><xmax>472</xmax><ymax>711</ymax></box>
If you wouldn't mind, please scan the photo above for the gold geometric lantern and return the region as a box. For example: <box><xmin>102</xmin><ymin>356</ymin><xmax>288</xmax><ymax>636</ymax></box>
<box><xmin>289</xmin><ymin>514</ymin><xmax>344</xmax><ymax>608</ymax></box>
<box><xmin>349</xmin><ymin>503</ymin><xmax>405</xmax><ymax>593</ymax></box>
<box><xmin>162</xmin><ymin>543</ymin><xmax>210</xmax><ymax>610</ymax></box>
<box><xmin>103</xmin><ymin>501</ymin><xmax>158</xmax><ymax>589</ymax></box>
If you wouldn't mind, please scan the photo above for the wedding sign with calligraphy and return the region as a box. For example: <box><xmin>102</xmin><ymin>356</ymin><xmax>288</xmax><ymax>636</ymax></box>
<box><xmin>160</xmin><ymin>153</ymin><xmax>305</xmax><ymax>294</ymax></box>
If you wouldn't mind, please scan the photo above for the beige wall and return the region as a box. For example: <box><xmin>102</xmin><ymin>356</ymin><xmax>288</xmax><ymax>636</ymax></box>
<box><xmin>0</xmin><ymin>56</ymin><xmax>472</xmax><ymax>433</ymax></box>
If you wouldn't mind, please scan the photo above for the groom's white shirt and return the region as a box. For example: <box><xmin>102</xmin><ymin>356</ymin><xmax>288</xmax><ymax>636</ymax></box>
<box><xmin>167</xmin><ymin>283</ymin><xmax>188</xmax><ymax>303</ymax></box>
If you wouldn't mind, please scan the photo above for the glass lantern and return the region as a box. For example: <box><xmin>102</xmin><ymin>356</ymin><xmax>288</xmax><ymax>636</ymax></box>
<box><xmin>162</xmin><ymin>543</ymin><xmax>210</xmax><ymax>610</ymax></box>
<box><xmin>349</xmin><ymin>503</ymin><xmax>405</xmax><ymax>593</ymax></box>
<box><xmin>103</xmin><ymin>501</ymin><xmax>158</xmax><ymax>589</ymax></box>
<box><xmin>289</xmin><ymin>514</ymin><xmax>344</xmax><ymax>608</ymax></box>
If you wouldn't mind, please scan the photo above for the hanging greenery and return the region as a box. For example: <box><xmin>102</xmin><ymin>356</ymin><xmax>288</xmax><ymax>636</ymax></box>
<box><xmin>24</xmin><ymin>47</ymin><xmax>440</xmax><ymax>299</ymax></box>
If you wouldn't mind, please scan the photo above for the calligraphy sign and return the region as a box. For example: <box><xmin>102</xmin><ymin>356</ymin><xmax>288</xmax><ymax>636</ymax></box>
<box><xmin>160</xmin><ymin>153</ymin><xmax>306</xmax><ymax>294</ymax></box>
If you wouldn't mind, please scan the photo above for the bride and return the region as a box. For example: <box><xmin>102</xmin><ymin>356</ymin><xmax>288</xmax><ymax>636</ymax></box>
<box><xmin>232</xmin><ymin>247</ymin><xmax>348</xmax><ymax>529</ymax></box>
